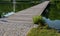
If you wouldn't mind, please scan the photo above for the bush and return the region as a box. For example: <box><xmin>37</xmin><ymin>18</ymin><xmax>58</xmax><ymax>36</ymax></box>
<box><xmin>33</xmin><ymin>16</ymin><xmax>42</xmax><ymax>24</ymax></box>
<box><xmin>33</xmin><ymin>15</ymin><xmax>45</xmax><ymax>25</ymax></box>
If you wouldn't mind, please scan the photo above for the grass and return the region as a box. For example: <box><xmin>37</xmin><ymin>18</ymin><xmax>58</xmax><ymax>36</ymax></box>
<box><xmin>0</xmin><ymin>3</ymin><xmax>13</xmax><ymax>17</ymax></box>
<box><xmin>33</xmin><ymin>16</ymin><xmax>42</xmax><ymax>24</ymax></box>
<box><xmin>47</xmin><ymin>0</ymin><xmax>60</xmax><ymax>20</ymax></box>
<box><xmin>33</xmin><ymin>15</ymin><xmax>45</xmax><ymax>26</ymax></box>
<box><xmin>15</xmin><ymin>2</ymin><xmax>34</xmax><ymax>12</ymax></box>
<box><xmin>0</xmin><ymin>3</ymin><xmax>13</xmax><ymax>12</ymax></box>
<box><xmin>27</xmin><ymin>26</ymin><xmax>60</xmax><ymax>36</ymax></box>
<box><xmin>0</xmin><ymin>1</ymin><xmax>40</xmax><ymax>17</ymax></box>
<box><xmin>42</xmin><ymin>0</ymin><xmax>60</xmax><ymax>20</ymax></box>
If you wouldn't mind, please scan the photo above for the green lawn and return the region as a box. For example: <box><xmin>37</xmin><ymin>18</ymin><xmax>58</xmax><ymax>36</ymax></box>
<box><xmin>27</xmin><ymin>26</ymin><xmax>60</xmax><ymax>36</ymax></box>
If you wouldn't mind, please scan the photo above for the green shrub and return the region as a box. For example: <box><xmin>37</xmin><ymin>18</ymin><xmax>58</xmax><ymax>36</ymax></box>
<box><xmin>33</xmin><ymin>16</ymin><xmax>42</xmax><ymax>24</ymax></box>
<box><xmin>33</xmin><ymin>15</ymin><xmax>45</xmax><ymax>24</ymax></box>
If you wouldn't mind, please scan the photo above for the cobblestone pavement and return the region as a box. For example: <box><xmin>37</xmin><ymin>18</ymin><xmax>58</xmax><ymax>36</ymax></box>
<box><xmin>0</xmin><ymin>1</ymin><xmax>49</xmax><ymax>36</ymax></box>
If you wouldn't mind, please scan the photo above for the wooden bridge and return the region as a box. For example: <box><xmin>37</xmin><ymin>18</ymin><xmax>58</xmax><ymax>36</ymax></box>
<box><xmin>0</xmin><ymin>1</ymin><xmax>49</xmax><ymax>36</ymax></box>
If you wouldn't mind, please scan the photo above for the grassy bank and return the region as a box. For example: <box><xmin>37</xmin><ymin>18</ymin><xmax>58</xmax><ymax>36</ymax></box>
<box><xmin>27</xmin><ymin>26</ymin><xmax>60</xmax><ymax>36</ymax></box>
<box><xmin>27</xmin><ymin>15</ymin><xmax>60</xmax><ymax>36</ymax></box>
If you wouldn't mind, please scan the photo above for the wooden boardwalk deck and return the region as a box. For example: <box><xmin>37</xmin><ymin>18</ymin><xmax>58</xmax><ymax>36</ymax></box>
<box><xmin>0</xmin><ymin>1</ymin><xmax>49</xmax><ymax>36</ymax></box>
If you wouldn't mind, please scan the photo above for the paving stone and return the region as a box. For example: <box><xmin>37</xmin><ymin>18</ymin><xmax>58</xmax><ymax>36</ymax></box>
<box><xmin>0</xmin><ymin>1</ymin><xmax>49</xmax><ymax>36</ymax></box>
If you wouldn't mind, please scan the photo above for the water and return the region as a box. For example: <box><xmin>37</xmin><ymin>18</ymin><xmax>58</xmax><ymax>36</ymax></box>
<box><xmin>3</xmin><ymin>12</ymin><xmax>15</xmax><ymax>17</ymax></box>
<box><xmin>43</xmin><ymin>17</ymin><xmax>60</xmax><ymax>30</ymax></box>
<box><xmin>0</xmin><ymin>12</ymin><xmax>15</xmax><ymax>22</ymax></box>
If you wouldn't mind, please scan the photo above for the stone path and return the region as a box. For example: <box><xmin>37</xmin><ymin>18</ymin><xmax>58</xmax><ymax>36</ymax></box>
<box><xmin>0</xmin><ymin>1</ymin><xmax>49</xmax><ymax>36</ymax></box>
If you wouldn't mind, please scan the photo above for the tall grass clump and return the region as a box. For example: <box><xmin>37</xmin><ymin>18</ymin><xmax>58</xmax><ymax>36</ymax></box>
<box><xmin>33</xmin><ymin>16</ymin><xmax>45</xmax><ymax>26</ymax></box>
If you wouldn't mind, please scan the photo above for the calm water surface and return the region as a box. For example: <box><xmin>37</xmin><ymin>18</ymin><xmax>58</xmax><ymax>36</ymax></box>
<box><xmin>43</xmin><ymin>17</ymin><xmax>60</xmax><ymax>30</ymax></box>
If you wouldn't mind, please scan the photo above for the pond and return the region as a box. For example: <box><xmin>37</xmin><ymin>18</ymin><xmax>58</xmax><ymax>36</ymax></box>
<box><xmin>43</xmin><ymin>17</ymin><xmax>60</xmax><ymax>30</ymax></box>
<box><xmin>41</xmin><ymin>1</ymin><xmax>60</xmax><ymax>30</ymax></box>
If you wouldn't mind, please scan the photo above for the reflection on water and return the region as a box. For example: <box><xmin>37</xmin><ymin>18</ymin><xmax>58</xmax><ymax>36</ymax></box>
<box><xmin>43</xmin><ymin>17</ymin><xmax>60</xmax><ymax>29</ymax></box>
